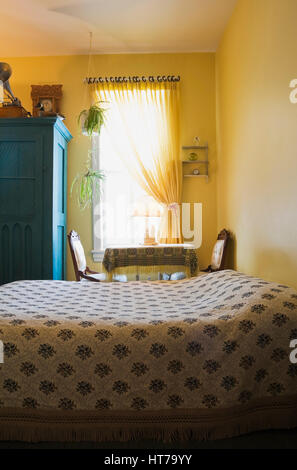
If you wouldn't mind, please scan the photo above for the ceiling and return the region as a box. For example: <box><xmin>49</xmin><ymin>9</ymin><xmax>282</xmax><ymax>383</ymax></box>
<box><xmin>2</xmin><ymin>0</ymin><xmax>237</xmax><ymax>57</ymax></box>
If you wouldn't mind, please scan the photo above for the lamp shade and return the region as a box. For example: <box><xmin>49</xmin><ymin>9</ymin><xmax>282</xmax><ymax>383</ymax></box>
<box><xmin>132</xmin><ymin>197</ymin><xmax>162</xmax><ymax>218</ymax></box>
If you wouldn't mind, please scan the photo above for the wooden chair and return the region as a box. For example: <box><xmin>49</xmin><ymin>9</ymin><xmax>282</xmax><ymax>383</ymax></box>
<box><xmin>201</xmin><ymin>229</ymin><xmax>230</xmax><ymax>273</ymax></box>
<box><xmin>68</xmin><ymin>230</ymin><xmax>106</xmax><ymax>282</ymax></box>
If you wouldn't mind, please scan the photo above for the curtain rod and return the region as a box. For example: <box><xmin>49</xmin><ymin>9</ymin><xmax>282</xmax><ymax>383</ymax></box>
<box><xmin>84</xmin><ymin>75</ymin><xmax>180</xmax><ymax>84</ymax></box>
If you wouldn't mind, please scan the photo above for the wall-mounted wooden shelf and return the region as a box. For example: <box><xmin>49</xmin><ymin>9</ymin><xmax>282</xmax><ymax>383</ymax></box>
<box><xmin>182</xmin><ymin>142</ymin><xmax>209</xmax><ymax>180</ymax></box>
<box><xmin>182</xmin><ymin>145</ymin><xmax>208</xmax><ymax>150</ymax></box>
<box><xmin>182</xmin><ymin>160</ymin><xmax>209</xmax><ymax>164</ymax></box>
<box><xmin>184</xmin><ymin>174</ymin><xmax>208</xmax><ymax>178</ymax></box>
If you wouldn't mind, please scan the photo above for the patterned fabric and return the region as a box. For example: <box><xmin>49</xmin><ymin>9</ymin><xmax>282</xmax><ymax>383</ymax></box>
<box><xmin>102</xmin><ymin>246</ymin><xmax>198</xmax><ymax>276</ymax></box>
<box><xmin>0</xmin><ymin>270</ymin><xmax>297</xmax><ymax>414</ymax></box>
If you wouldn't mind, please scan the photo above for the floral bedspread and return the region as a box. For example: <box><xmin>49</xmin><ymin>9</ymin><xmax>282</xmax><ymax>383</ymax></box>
<box><xmin>0</xmin><ymin>270</ymin><xmax>297</xmax><ymax>413</ymax></box>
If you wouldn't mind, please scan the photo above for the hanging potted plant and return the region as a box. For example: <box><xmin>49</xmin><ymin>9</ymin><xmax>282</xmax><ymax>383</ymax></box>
<box><xmin>71</xmin><ymin>150</ymin><xmax>105</xmax><ymax>211</ymax></box>
<box><xmin>71</xmin><ymin>101</ymin><xmax>107</xmax><ymax>210</ymax></box>
<box><xmin>78</xmin><ymin>101</ymin><xmax>107</xmax><ymax>136</ymax></box>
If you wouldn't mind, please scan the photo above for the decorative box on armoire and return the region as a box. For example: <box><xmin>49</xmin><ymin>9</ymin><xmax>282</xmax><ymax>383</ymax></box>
<box><xmin>0</xmin><ymin>117</ymin><xmax>72</xmax><ymax>285</ymax></box>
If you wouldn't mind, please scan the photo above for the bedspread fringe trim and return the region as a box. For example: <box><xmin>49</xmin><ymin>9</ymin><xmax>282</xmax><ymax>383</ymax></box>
<box><xmin>0</xmin><ymin>395</ymin><xmax>297</xmax><ymax>443</ymax></box>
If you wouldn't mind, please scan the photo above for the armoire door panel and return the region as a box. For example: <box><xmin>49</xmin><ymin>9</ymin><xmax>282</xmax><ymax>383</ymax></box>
<box><xmin>0</xmin><ymin>137</ymin><xmax>43</xmax><ymax>284</ymax></box>
<box><xmin>0</xmin><ymin>222</ymin><xmax>41</xmax><ymax>284</ymax></box>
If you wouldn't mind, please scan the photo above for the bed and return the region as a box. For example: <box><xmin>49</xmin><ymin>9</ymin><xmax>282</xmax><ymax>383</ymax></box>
<box><xmin>0</xmin><ymin>269</ymin><xmax>297</xmax><ymax>442</ymax></box>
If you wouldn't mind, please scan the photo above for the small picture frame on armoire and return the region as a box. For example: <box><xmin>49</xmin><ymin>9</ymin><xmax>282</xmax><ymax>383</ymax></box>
<box><xmin>31</xmin><ymin>84</ymin><xmax>63</xmax><ymax>118</ymax></box>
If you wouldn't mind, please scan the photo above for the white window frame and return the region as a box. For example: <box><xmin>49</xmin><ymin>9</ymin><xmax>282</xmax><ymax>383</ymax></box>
<box><xmin>91</xmin><ymin>136</ymin><xmax>105</xmax><ymax>262</ymax></box>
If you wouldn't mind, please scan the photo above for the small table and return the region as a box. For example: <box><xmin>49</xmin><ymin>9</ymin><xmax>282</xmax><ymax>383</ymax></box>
<box><xmin>102</xmin><ymin>244</ymin><xmax>198</xmax><ymax>279</ymax></box>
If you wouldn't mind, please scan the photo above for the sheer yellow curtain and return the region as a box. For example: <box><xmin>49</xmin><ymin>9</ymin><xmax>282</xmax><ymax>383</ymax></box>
<box><xmin>93</xmin><ymin>80</ymin><xmax>182</xmax><ymax>243</ymax></box>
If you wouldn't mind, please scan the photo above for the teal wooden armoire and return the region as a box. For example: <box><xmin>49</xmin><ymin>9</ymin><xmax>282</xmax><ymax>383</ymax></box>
<box><xmin>0</xmin><ymin>117</ymin><xmax>72</xmax><ymax>285</ymax></box>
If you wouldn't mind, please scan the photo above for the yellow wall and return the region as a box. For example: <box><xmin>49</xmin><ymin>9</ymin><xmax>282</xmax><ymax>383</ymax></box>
<box><xmin>3</xmin><ymin>53</ymin><xmax>217</xmax><ymax>279</ymax></box>
<box><xmin>216</xmin><ymin>0</ymin><xmax>297</xmax><ymax>288</ymax></box>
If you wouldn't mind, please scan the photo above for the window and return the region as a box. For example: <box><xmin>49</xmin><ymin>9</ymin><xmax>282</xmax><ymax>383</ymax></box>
<box><xmin>92</xmin><ymin>126</ymin><xmax>161</xmax><ymax>261</ymax></box>
<box><xmin>91</xmin><ymin>80</ymin><xmax>181</xmax><ymax>261</ymax></box>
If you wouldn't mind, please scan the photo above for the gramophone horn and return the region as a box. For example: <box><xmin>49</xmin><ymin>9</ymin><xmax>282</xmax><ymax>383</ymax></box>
<box><xmin>3</xmin><ymin>80</ymin><xmax>16</xmax><ymax>101</ymax></box>
<box><xmin>0</xmin><ymin>62</ymin><xmax>21</xmax><ymax>106</ymax></box>
<box><xmin>0</xmin><ymin>62</ymin><xmax>12</xmax><ymax>84</ymax></box>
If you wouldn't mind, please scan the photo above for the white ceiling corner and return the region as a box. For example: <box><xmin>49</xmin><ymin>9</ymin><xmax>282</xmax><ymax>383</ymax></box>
<box><xmin>2</xmin><ymin>0</ymin><xmax>237</xmax><ymax>57</ymax></box>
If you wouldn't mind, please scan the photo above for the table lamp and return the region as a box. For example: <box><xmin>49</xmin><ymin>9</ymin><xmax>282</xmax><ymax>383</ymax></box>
<box><xmin>132</xmin><ymin>199</ymin><xmax>161</xmax><ymax>246</ymax></box>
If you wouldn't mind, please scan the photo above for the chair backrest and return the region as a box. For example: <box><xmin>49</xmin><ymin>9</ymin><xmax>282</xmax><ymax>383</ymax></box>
<box><xmin>210</xmin><ymin>229</ymin><xmax>230</xmax><ymax>271</ymax></box>
<box><xmin>67</xmin><ymin>230</ymin><xmax>87</xmax><ymax>281</ymax></box>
